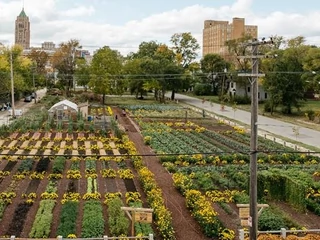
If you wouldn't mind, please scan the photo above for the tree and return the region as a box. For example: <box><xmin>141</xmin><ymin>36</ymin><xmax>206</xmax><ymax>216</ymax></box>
<box><xmin>0</xmin><ymin>45</ymin><xmax>32</xmax><ymax>100</ymax></box>
<box><xmin>89</xmin><ymin>46</ymin><xmax>124</xmax><ymax>104</ymax></box>
<box><xmin>26</xmin><ymin>49</ymin><xmax>49</xmax><ymax>89</ymax></box>
<box><xmin>52</xmin><ymin>39</ymin><xmax>82</xmax><ymax>96</ymax></box>
<box><xmin>130</xmin><ymin>41</ymin><xmax>160</xmax><ymax>59</ymax></box>
<box><xmin>170</xmin><ymin>32</ymin><xmax>200</xmax><ymax>68</ymax></box>
<box><xmin>302</xmin><ymin>47</ymin><xmax>320</xmax><ymax>95</ymax></box>
<box><xmin>225</xmin><ymin>35</ymin><xmax>254</xmax><ymax>97</ymax></box>
<box><xmin>200</xmin><ymin>54</ymin><xmax>230</xmax><ymax>96</ymax></box>
<box><xmin>262</xmin><ymin>37</ymin><xmax>309</xmax><ymax>114</ymax></box>
<box><xmin>74</xmin><ymin>58</ymin><xmax>90</xmax><ymax>91</ymax></box>
<box><xmin>123</xmin><ymin>58</ymin><xmax>147</xmax><ymax>98</ymax></box>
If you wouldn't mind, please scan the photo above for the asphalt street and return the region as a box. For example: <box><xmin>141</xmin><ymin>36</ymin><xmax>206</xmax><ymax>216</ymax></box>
<box><xmin>173</xmin><ymin>93</ymin><xmax>320</xmax><ymax>149</ymax></box>
<box><xmin>0</xmin><ymin>88</ymin><xmax>47</xmax><ymax>126</ymax></box>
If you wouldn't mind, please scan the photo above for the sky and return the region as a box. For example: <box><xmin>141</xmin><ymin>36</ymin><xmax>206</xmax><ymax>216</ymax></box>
<box><xmin>1</xmin><ymin>0</ymin><xmax>320</xmax><ymax>56</ymax></box>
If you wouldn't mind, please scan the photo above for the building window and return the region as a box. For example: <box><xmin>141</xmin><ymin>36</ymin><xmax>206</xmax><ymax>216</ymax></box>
<box><xmin>258</xmin><ymin>92</ymin><xmax>260</xmax><ymax>99</ymax></box>
<box><xmin>230</xmin><ymin>82</ymin><xmax>234</xmax><ymax>88</ymax></box>
<box><xmin>265</xmin><ymin>92</ymin><xmax>268</xmax><ymax>99</ymax></box>
<box><xmin>247</xmin><ymin>86</ymin><xmax>250</xmax><ymax>92</ymax></box>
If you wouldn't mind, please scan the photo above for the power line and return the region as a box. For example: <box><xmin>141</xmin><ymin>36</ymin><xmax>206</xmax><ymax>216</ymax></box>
<box><xmin>0</xmin><ymin>150</ymin><xmax>319</xmax><ymax>158</ymax></box>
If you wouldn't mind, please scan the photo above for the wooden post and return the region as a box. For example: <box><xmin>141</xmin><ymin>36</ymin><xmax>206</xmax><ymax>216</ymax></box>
<box><xmin>281</xmin><ymin>228</ymin><xmax>286</xmax><ymax>238</ymax></box>
<box><xmin>121</xmin><ymin>207</ymin><xmax>153</xmax><ymax>237</ymax></box>
<box><xmin>132</xmin><ymin>210</ymin><xmax>135</xmax><ymax>236</ymax></box>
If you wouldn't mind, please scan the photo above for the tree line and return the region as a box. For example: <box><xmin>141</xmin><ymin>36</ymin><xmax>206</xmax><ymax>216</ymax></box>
<box><xmin>1</xmin><ymin>33</ymin><xmax>319</xmax><ymax>114</ymax></box>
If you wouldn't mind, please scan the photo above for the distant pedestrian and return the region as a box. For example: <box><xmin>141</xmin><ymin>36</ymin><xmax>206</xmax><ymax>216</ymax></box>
<box><xmin>115</xmin><ymin>115</ymin><xmax>118</xmax><ymax>120</ymax></box>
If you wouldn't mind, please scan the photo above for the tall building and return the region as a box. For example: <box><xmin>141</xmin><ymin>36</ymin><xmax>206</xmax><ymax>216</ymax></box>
<box><xmin>42</xmin><ymin>41</ymin><xmax>56</xmax><ymax>50</ymax></box>
<box><xmin>202</xmin><ymin>17</ymin><xmax>258</xmax><ymax>58</ymax></box>
<box><xmin>15</xmin><ymin>8</ymin><xmax>30</xmax><ymax>49</ymax></box>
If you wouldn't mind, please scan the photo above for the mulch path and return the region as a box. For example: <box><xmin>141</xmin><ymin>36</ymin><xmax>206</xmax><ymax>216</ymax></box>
<box><xmin>113</xmin><ymin>108</ymin><xmax>209</xmax><ymax>240</ymax></box>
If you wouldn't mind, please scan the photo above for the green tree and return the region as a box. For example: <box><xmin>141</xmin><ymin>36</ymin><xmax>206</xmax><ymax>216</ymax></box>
<box><xmin>262</xmin><ymin>37</ymin><xmax>309</xmax><ymax>114</ymax></box>
<box><xmin>170</xmin><ymin>32</ymin><xmax>200</xmax><ymax>68</ymax></box>
<box><xmin>130</xmin><ymin>41</ymin><xmax>160</xmax><ymax>59</ymax></box>
<box><xmin>0</xmin><ymin>45</ymin><xmax>32</xmax><ymax>100</ymax></box>
<box><xmin>123</xmin><ymin>58</ymin><xmax>147</xmax><ymax>98</ymax></box>
<box><xmin>74</xmin><ymin>58</ymin><xmax>90</xmax><ymax>91</ymax></box>
<box><xmin>302</xmin><ymin>47</ymin><xmax>320</xmax><ymax>94</ymax></box>
<box><xmin>89</xmin><ymin>46</ymin><xmax>124</xmax><ymax>104</ymax></box>
<box><xmin>52</xmin><ymin>39</ymin><xmax>82</xmax><ymax>96</ymax></box>
<box><xmin>200</xmin><ymin>54</ymin><xmax>230</xmax><ymax>96</ymax></box>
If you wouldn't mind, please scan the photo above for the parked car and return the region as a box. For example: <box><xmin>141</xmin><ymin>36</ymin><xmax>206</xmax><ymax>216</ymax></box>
<box><xmin>24</xmin><ymin>96</ymin><xmax>32</xmax><ymax>102</ymax></box>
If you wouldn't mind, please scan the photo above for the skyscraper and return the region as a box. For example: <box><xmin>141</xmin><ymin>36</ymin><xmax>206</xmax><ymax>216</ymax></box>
<box><xmin>202</xmin><ymin>17</ymin><xmax>258</xmax><ymax>58</ymax></box>
<box><xmin>15</xmin><ymin>8</ymin><xmax>30</xmax><ymax>49</ymax></box>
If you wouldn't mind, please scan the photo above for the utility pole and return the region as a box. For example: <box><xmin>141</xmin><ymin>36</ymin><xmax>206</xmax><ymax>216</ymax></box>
<box><xmin>238</xmin><ymin>37</ymin><xmax>273</xmax><ymax>240</ymax></box>
<box><xmin>32</xmin><ymin>64</ymin><xmax>37</xmax><ymax>103</ymax></box>
<box><xmin>10</xmin><ymin>49</ymin><xmax>16</xmax><ymax>119</ymax></box>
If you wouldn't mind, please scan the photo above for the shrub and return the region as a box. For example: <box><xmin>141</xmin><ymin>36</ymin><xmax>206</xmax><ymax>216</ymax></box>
<box><xmin>306</xmin><ymin>109</ymin><xmax>315</xmax><ymax>121</ymax></box>
<box><xmin>258</xmin><ymin>208</ymin><xmax>286</xmax><ymax>231</ymax></box>
<box><xmin>194</xmin><ymin>83</ymin><xmax>212</xmax><ymax>96</ymax></box>
<box><xmin>232</xmin><ymin>95</ymin><xmax>251</xmax><ymax>104</ymax></box>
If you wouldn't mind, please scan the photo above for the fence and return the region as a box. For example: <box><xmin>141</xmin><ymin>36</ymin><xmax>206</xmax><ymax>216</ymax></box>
<box><xmin>239</xmin><ymin>228</ymin><xmax>320</xmax><ymax>239</ymax></box>
<box><xmin>2</xmin><ymin>235</ymin><xmax>154</xmax><ymax>240</ymax></box>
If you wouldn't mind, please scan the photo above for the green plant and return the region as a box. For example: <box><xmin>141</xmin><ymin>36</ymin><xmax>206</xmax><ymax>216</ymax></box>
<box><xmin>29</xmin><ymin>199</ymin><xmax>56</xmax><ymax>238</ymax></box>
<box><xmin>258</xmin><ymin>208</ymin><xmax>286</xmax><ymax>231</ymax></box>
<box><xmin>107</xmin><ymin>197</ymin><xmax>129</xmax><ymax>236</ymax></box>
<box><xmin>52</xmin><ymin>156</ymin><xmax>66</xmax><ymax>174</ymax></box>
<box><xmin>81</xmin><ymin>200</ymin><xmax>104</xmax><ymax>238</ymax></box>
<box><xmin>306</xmin><ymin>109</ymin><xmax>315</xmax><ymax>121</ymax></box>
<box><xmin>57</xmin><ymin>201</ymin><xmax>79</xmax><ymax>237</ymax></box>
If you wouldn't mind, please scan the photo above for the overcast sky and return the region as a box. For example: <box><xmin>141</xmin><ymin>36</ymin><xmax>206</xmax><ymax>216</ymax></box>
<box><xmin>1</xmin><ymin>0</ymin><xmax>320</xmax><ymax>56</ymax></box>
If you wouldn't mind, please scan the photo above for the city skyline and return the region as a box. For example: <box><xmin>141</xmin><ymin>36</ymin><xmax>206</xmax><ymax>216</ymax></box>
<box><xmin>1</xmin><ymin>0</ymin><xmax>320</xmax><ymax>56</ymax></box>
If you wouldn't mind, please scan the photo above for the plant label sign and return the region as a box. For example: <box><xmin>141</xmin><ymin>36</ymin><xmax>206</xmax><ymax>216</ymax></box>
<box><xmin>134</xmin><ymin>211</ymin><xmax>152</xmax><ymax>223</ymax></box>
<box><xmin>239</xmin><ymin>207</ymin><xmax>250</xmax><ymax>218</ymax></box>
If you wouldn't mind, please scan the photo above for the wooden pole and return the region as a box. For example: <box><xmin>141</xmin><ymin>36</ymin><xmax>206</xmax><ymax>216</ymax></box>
<box><xmin>132</xmin><ymin>210</ymin><xmax>135</xmax><ymax>236</ymax></box>
<box><xmin>250</xmin><ymin>43</ymin><xmax>259</xmax><ymax>240</ymax></box>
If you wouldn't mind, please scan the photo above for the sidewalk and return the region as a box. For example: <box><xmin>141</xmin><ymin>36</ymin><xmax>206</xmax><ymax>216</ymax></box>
<box><xmin>173</xmin><ymin>93</ymin><xmax>320</xmax><ymax>150</ymax></box>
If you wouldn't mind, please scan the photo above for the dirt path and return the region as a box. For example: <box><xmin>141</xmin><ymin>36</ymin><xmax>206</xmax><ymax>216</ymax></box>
<box><xmin>113</xmin><ymin>108</ymin><xmax>209</xmax><ymax>240</ymax></box>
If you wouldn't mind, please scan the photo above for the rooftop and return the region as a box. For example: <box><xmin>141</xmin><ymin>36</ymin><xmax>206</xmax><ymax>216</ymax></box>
<box><xmin>18</xmin><ymin>8</ymin><xmax>27</xmax><ymax>18</ymax></box>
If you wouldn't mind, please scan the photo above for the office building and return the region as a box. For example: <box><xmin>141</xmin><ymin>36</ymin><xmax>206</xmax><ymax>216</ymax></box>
<box><xmin>202</xmin><ymin>17</ymin><xmax>258</xmax><ymax>58</ymax></box>
<box><xmin>15</xmin><ymin>8</ymin><xmax>30</xmax><ymax>49</ymax></box>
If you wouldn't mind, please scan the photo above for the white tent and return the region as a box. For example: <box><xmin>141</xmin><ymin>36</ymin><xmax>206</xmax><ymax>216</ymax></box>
<box><xmin>49</xmin><ymin>99</ymin><xmax>78</xmax><ymax>113</ymax></box>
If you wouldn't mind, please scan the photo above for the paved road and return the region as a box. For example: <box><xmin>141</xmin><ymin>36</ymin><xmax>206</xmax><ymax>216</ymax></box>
<box><xmin>0</xmin><ymin>88</ymin><xmax>47</xmax><ymax>126</ymax></box>
<box><xmin>174</xmin><ymin>93</ymin><xmax>320</xmax><ymax>149</ymax></box>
